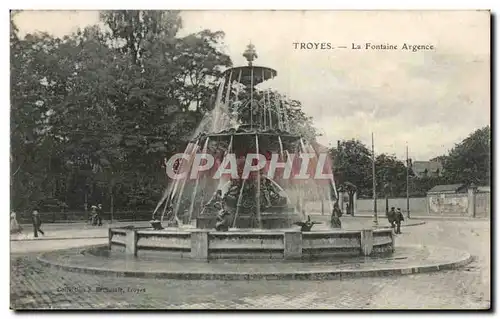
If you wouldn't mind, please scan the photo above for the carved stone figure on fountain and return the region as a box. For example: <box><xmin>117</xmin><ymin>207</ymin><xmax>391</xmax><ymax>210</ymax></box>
<box><xmin>203</xmin><ymin>189</ymin><xmax>224</xmax><ymax>214</ymax></box>
<box><xmin>294</xmin><ymin>215</ymin><xmax>321</xmax><ymax>232</ymax></box>
<box><xmin>260</xmin><ymin>175</ymin><xmax>288</xmax><ymax>209</ymax></box>
<box><xmin>215</xmin><ymin>201</ymin><xmax>231</xmax><ymax>231</ymax></box>
<box><xmin>261</xmin><ymin>174</ymin><xmax>273</xmax><ymax>209</ymax></box>
<box><xmin>330</xmin><ymin>200</ymin><xmax>342</xmax><ymax>229</ymax></box>
<box><xmin>163</xmin><ymin>204</ymin><xmax>179</xmax><ymax>227</ymax></box>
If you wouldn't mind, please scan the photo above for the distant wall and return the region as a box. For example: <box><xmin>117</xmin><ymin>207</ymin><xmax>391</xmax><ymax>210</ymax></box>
<box><xmin>313</xmin><ymin>192</ymin><xmax>490</xmax><ymax>218</ymax></box>
<box><xmin>475</xmin><ymin>192</ymin><xmax>491</xmax><ymax>218</ymax></box>
<box><xmin>427</xmin><ymin>193</ymin><xmax>468</xmax><ymax>216</ymax></box>
<box><xmin>427</xmin><ymin>191</ymin><xmax>490</xmax><ymax>217</ymax></box>
<box><xmin>355</xmin><ymin>197</ymin><xmax>427</xmax><ymax>214</ymax></box>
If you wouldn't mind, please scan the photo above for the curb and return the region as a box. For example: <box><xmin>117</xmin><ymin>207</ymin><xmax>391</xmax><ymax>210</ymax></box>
<box><xmin>341</xmin><ymin>215</ymin><xmax>489</xmax><ymax>221</ymax></box>
<box><xmin>11</xmin><ymin>236</ymin><xmax>108</xmax><ymax>242</ymax></box>
<box><xmin>377</xmin><ymin>221</ymin><xmax>426</xmax><ymax>228</ymax></box>
<box><xmin>37</xmin><ymin>245</ymin><xmax>473</xmax><ymax>281</ymax></box>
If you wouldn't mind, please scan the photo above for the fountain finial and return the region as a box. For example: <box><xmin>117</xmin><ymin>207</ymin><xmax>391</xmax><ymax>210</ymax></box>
<box><xmin>243</xmin><ymin>42</ymin><xmax>258</xmax><ymax>66</ymax></box>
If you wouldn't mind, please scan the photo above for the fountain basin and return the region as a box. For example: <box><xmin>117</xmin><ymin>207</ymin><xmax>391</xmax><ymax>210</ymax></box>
<box><xmin>108</xmin><ymin>226</ymin><xmax>395</xmax><ymax>261</ymax></box>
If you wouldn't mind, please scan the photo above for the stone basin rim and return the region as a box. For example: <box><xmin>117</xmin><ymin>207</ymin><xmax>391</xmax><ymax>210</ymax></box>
<box><xmin>111</xmin><ymin>227</ymin><xmax>397</xmax><ymax>233</ymax></box>
<box><xmin>36</xmin><ymin>244</ymin><xmax>472</xmax><ymax>281</ymax></box>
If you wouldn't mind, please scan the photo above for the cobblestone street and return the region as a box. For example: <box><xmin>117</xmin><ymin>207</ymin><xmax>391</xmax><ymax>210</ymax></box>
<box><xmin>10</xmin><ymin>220</ymin><xmax>490</xmax><ymax>310</ymax></box>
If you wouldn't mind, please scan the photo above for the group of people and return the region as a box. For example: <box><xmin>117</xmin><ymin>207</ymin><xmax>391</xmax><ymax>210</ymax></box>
<box><xmin>10</xmin><ymin>209</ymin><xmax>45</xmax><ymax>237</ymax></box>
<box><xmin>387</xmin><ymin>207</ymin><xmax>405</xmax><ymax>234</ymax></box>
<box><xmin>11</xmin><ymin>204</ymin><xmax>106</xmax><ymax>238</ymax></box>
<box><xmin>330</xmin><ymin>201</ymin><xmax>406</xmax><ymax>234</ymax></box>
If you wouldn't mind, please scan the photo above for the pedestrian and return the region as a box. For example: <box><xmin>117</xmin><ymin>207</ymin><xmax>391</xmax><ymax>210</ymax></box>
<box><xmin>10</xmin><ymin>211</ymin><xmax>22</xmax><ymax>234</ymax></box>
<box><xmin>394</xmin><ymin>208</ymin><xmax>405</xmax><ymax>234</ymax></box>
<box><xmin>96</xmin><ymin>204</ymin><xmax>103</xmax><ymax>226</ymax></box>
<box><xmin>387</xmin><ymin>207</ymin><xmax>396</xmax><ymax>228</ymax></box>
<box><xmin>90</xmin><ymin>205</ymin><xmax>98</xmax><ymax>226</ymax></box>
<box><xmin>32</xmin><ymin>209</ymin><xmax>44</xmax><ymax>237</ymax></box>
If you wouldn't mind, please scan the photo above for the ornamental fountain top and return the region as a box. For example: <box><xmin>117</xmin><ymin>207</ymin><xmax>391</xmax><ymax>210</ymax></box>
<box><xmin>243</xmin><ymin>43</ymin><xmax>258</xmax><ymax>66</ymax></box>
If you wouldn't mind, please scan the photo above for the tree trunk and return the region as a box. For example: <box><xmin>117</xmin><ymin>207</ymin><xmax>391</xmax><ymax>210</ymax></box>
<box><xmin>110</xmin><ymin>191</ymin><xmax>114</xmax><ymax>224</ymax></box>
<box><xmin>385</xmin><ymin>195</ymin><xmax>389</xmax><ymax>216</ymax></box>
<box><xmin>109</xmin><ymin>172</ymin><xmax>114</xmax><ymax>224</ymax></box>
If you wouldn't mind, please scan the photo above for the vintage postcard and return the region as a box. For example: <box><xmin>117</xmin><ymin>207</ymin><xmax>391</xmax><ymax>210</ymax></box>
<box><xmin>10</xmin><ymin>10</ymin><xmax>490</xmax><ymax>310</ymax></box>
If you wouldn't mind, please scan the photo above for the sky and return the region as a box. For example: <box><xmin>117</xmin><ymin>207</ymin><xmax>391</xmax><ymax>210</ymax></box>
<box><xmin>12</xmin><ymin>10</ymin><xmax>491</xmax><ymax>161</ymax></box>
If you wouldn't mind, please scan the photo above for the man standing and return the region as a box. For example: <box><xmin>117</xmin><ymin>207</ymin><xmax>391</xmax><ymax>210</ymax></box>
<box><xmin>32</xmin><ymin>209</ymin><xmax>44</xmax><ymax>237</ymax></box>
<box><xmin>394</xmin><ymin>208</ymin><xmax>405</xmax><ymax>234</ymax></box>
<box><xmin>90</xmin><ymin>205</ymin><xmax>98</xmax><ymax>226</ymax></box>
<box><xmin>387</xmin><ymin>207</ymin><xmax>396</xmax><ymax>228</ymax></box>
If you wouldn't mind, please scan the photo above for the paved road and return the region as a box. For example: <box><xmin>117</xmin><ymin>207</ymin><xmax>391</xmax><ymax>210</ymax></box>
<box><xmin>10</xmin><ymin>220</ymin><xmax>490</xmax><ymax>309</ymax></box>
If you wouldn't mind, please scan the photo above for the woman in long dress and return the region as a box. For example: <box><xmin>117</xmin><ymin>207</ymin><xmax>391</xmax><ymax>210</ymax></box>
<box><xmin>10</xmin><ymin>211</ymin><xmax>22</xmax><ymax>234</ymax></box>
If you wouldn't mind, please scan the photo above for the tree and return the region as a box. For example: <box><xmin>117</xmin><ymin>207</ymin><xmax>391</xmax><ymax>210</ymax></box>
<box><xmin>10</xmin><ymin>26</ymin><xmax>63</xmax><ymax>211</ymax></box>
<box><xmin>11</xmin><ymin>10</ymin><xmax>238</xmax><ymax>215</ymax></box>
<box><xmin>11</xmin><ymin>10</ymin><xmax>326</xmax><ymax>217</ymax></box>
<box><xmin>100</xmin><ymin>10</ymin><xmax>182</xmax><ymax>65</ymax></box>
<box><xmin>339</xmin><ymin>181</ymin><xmax>357</xmax><ymax>215</ymax></box>
<box><xmin>374</xmin><ymin>153</ymin><xmax>407</xmax><ymax>197</ymax></box>
<box><xmin>171</xmin><ymin>30</ymin><xmax>232</xmax><ymax>112</ymax></box>
<box><xmin>442</xmin><ymin>126</ymin><xmax>491</xmax><ymax>185</ymax></box>
<box><xmin>330</xmin><ymin>139</ymin><xmax>372</xmax><ymax>197</ymax></box>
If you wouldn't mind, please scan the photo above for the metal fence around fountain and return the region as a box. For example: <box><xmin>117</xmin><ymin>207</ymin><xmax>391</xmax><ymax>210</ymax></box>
<box><xmin>16</xmin><ymin>210</ymin><xmax>154</xmax><ymax>225</ymax></box>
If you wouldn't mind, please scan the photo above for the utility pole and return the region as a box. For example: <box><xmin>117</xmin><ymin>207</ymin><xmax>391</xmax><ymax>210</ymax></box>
<box><xmin>372</xmin><ymin>133</ymin><xmax>378</xmax><ymax>227</ymax></box>
<box><xmin>406</xmin><ymin>144</ymin><xmax>410</xmax><ymax>219</ymax></box>
<box><xmin>110</xmin><ymin>170</ymin><xmax>114</xmax><ymax>225</ymax></box>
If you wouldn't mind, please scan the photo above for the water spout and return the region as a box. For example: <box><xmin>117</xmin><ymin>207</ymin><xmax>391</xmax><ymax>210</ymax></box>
<box><xmin>188</xmin><ymin>137</ymin><xmax>210</xmax><ymax>221</ymax></box>
<box><xmin>173</xmin><ymin>139</ymin><xmax>200</xmax><ymax>224</ymax></box>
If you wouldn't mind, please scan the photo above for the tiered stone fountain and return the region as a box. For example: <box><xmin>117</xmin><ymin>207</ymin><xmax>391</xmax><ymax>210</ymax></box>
<box><xmin>107</xmin><ymin>44</ymin><xmax>395</xmax><ymax>261</ymax></box>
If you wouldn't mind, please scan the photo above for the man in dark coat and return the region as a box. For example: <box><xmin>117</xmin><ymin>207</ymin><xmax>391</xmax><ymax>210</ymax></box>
<box><xmin>387</xmin><ymin>207</ymin><xmax>396</xmax><ymax>228</ymax></box>
<box><xmin>394</xmin><ymin>208</ymin><xmax>405</xmax><ymax>234</ymax></box>
<box><xmin>32</xmin><ymin>209</ymin><xmax>44</xmax><ymax>237</ymax></box>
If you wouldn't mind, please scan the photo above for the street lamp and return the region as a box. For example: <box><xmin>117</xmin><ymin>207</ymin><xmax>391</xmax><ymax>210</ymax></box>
<box><xmin>371</xmin><ymin>133</ymin><xmax>378</xmax><ymax>227</ymax></box>
<box><xmin>383</xmin><ymin>181</ymin><xmax>390</xmax><ymax>217</ymax></box>
<box><xmin>406</xmin><ymin>144</ymin><xmax>411</xmax><ymax>219</ymax></box>
<box><xmin>360</xmin><ymin>144</ymin><xmax>378</xmax><ymax>227</ymax></box>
